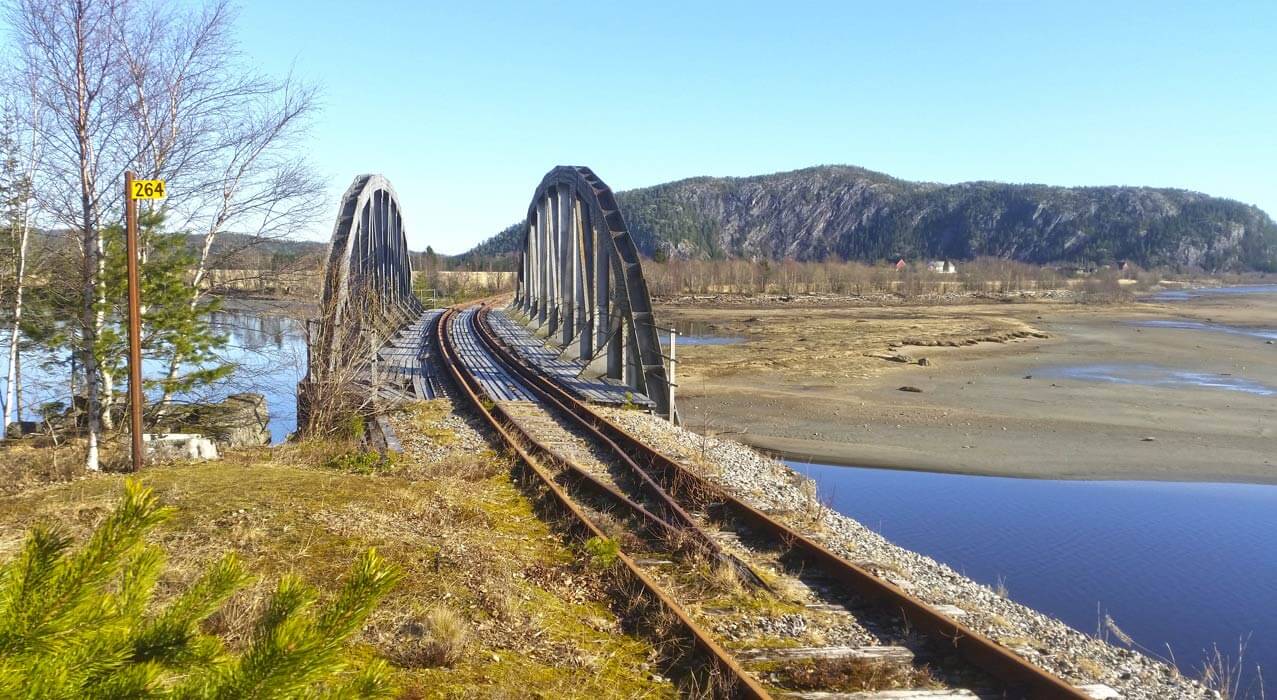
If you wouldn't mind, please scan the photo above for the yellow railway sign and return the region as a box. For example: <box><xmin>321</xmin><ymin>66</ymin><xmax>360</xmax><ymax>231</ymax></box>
<box><xmin>129</xmin><ymin>179</ymin><xmax>166</xmax><ymax>200</ymax></box>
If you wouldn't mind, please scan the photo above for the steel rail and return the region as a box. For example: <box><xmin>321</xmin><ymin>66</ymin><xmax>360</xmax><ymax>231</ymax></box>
<box><xmin>457</xmin><ymin>307</ymin><xmax>768</xmax><ymax>588</ymax></box>
<box><xmin>474</xmin><ymin>306</ymin><xmax>1089</xmax><ymax>700</ymax></box>
<box><xmin>447</xmin><ymin>310</ymin><xmax>718</xmax><ymax>556</ymax></box>
<box><xmin>434</xmin><ymin>305</ymin><xmax>770</xmax><ymax>700</ymax></box>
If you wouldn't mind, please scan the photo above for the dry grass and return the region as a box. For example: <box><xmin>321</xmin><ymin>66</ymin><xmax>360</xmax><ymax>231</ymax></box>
<box><xmin>1199</xmin><ymin>638</ymin><xmax>1266</xmax><ymax>700</ymax></box>
<box><xmin>1076</xmin><ymin>657</ymin><xmax>1107</xmax><ymax>681</ymax></box>
<box><xmin>396</xmin><ymin>606</ymin><xmax>471</xmax><ymax>668</ymax></box>
<box><xmin>0</xmin><ymin>446</ymin><xmax>676</xmax><ymax>699</ymax></box>
<box><xmin>654</xmin><ymin>302</ymin><xmax>1049</xmax><ymax>386</ymax></box>
<box><xmin>0</xmin><ymin>441</ymin><xmax>89</xmax><ymax>495</ymax></box>
<box><xmin>406</xmin><ymin>400</ymin><xmax>459</xmax><ymax>445</ymax></box>
<box><xmin>709</xmin><ymin>561</ymin><xmax>745</xmax><ymax>597</ymax></box>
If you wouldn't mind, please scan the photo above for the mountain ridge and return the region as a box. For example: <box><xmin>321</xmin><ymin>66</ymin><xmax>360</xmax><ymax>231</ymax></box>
<box><xmin>462</xmin><ymin>165</ymin><xmax>1277</xmax><ymax>271</ymax></box>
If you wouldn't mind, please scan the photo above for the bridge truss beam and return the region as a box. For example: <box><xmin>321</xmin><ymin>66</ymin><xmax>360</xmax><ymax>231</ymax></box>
<box><xmin>309</xmin><ymin>174</ymin><xmax>421</xmax><ymax>381</ymax></box>
<box><xmin>513</xmin><ymin>166</ymin><xmax>673</xmax><ymax>419</ymax></box>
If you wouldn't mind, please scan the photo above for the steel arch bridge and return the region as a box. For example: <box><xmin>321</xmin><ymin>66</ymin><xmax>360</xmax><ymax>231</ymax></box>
<box><xmin>511</xmin><ymin>166</ymin><xmax>672</xmax><ymax>418</ymax></box>
<box><xmin>309</xmin><ymin>174</ymin><xmax>421</xmax><ymax>379</ymax></box>
<box><xmin>305</xmin><ymin>166</ymin><xmax>671</xmax><ymax>420</ymax></box>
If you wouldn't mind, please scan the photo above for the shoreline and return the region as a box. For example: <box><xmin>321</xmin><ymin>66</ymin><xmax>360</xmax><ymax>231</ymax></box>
<box><xmin>602</xmin><ymin>405</ymin><xmax>1214</xmax><ymax>700</ymax></box>
<box><xmin>659</xmin><ymin>290</ymin><xmax>1277</xmax><ymax>486</ymax></box>
<box><xmin>740</xmin><ymin>434</ymin><xmax>1277</xmax><ymax>486</ymax></box>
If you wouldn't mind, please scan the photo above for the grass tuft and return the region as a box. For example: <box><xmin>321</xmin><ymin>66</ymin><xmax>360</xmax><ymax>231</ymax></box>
<box><xmin>584</xmin><ymin>536</ymin><xmax>620</xmax><ymax>570</ymax></box>
<box><xmin>419</xmin><ymin>606</ymin><xmax>471</xmax><ymax>667</ymax></box>
<box><xmin>324</xmin><ymin>449</ymin><xmax>397</xmax><ymax>475</ymax></box>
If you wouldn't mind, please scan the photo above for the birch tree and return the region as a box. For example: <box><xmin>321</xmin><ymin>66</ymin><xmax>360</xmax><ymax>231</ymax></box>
<box><xmin>0</xmin><ymin>93</ymin><xmax>38</xmax><ymax>433</ymax></box>
<box><xmin>110</xmin><ymin>0</ymin><xmax>323</xmax><ymax>411</ymax></box>
<box><xmin>9</xmin><ymin>0</ymin><xmax>133</xmax><ymax>470</ymax></box>
<box><xmin>6</xmin><ymin>0</ymin><xmax>323</xmax><ymax>465</ymax></box>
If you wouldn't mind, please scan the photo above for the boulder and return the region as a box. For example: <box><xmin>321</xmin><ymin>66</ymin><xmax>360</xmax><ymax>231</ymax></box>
<box><xmin>144</xmin><ymin>433</ymin><xmax>219</xmax><ymax>461</ymax></box>
<box><xmin>5</xmin><ymin>420</ymin><xmax>42</xmax><ymax>439</ymax></box>
<box><xmin>166</xmin><ymin>393</ymin><xmax>271</xmax><ymax>448</ymax></box>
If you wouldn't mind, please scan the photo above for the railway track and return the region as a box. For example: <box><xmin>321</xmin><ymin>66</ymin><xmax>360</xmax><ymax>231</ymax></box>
<box><xmin>433</xmin><ymin>302</ymin><xmax>1091</xmax><ymax>700</ymax></box>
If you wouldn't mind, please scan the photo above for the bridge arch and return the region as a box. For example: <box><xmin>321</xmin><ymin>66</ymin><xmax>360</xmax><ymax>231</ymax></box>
<box><xmin>311</xmin><ymin>174</ymin><xmax>420</xmax><ymax>377</ymax></box>
<box><xmin>513</xmin><ymin>166</ymin><xmax>672</xmax><ymax>418</ymax></box>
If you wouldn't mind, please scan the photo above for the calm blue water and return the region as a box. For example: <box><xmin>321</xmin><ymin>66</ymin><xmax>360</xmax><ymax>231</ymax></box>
<box><xmin>1035</xmin><ymin>363</ymin><xmax>1277</xmax><ymax>396</ymax></box>
<box><xmin>1132</xmin><ymin>319</ymin><xmax>1277</xmax><ymax>341</ymax></box>
<box><xmin>1150</xmin><ymin>284</ymin><xmax>1277</xmax><ymax>301</ymax></box>
<box><xmin>204</xmin><ymin>310</ymin><xmax>306</xmax><ymax>442</ymax></box>
<box><xmin>0</xmin><ymin>309</ymin><xmax>306</xmax><ymax>443</ymax></box>
<box><xmin>658</xmin><ymin>320</ymin><xmax>746</xmax><ymax>346</ymax></box>
<box><xmin>790</xmin><ymin>462</ymin><xmax>1277</xmax><ymax>693</ymax></box>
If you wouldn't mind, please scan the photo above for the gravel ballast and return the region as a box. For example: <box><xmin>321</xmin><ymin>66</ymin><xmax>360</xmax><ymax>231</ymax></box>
<box><xmin>599</xmin><ymin>407</ymin><xmax>1217</xmax><ymax>700</ymax></box>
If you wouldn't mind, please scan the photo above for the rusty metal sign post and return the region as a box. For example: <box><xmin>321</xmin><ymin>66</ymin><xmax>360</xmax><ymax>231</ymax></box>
<box><xmin>125</xmin><ymin>172</ymin><xmax>166</xmax><ymax>472</ymax></box>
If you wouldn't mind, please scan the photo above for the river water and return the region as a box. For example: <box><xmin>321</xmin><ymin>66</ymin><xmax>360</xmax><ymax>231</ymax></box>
<box><xmin>789</xmin><ymin>462</ymin><xmax>1277</xmax><ymax>694</ymax></box>
<box><xmin>786</xmin><ymin>284</ymin><xmax>1277</xmax><ymax>695</ymax></box>
<box><xmin>0</xmin><ymin>307</ymin><xmax>307</xmax><ymax>443</ymax></box>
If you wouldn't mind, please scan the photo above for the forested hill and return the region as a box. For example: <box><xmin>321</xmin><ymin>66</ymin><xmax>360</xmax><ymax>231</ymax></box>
<box><xmin>462</xmin><ymin>166</ymin><xmax>1277</xmax><ymax>271</ymax></box>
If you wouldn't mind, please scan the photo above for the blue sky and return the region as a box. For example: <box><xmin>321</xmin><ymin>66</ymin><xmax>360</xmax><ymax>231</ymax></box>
<box><xmin>235</xmin><ymin>1</ymin><xmax>1276</xmax><ymax>254</ymax></box>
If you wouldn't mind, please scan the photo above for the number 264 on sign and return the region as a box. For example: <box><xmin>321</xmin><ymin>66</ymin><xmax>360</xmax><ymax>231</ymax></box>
<box><xmin>130</xmin><ymin>180</ymin><xmax>166</xmax><ymax>200</ymax></box>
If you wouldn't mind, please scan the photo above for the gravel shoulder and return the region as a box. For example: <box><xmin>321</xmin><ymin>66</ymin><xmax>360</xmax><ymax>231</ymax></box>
<box><xmin>599</xmin><ymin>405</ymin><xmax>1217</xmax><ymax>700</ymax></box>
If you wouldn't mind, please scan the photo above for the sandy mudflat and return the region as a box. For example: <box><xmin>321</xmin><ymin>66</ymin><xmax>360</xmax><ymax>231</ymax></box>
<box><xmin>658</xmin><ymin>290</ymin><xmax>1277</xmax><ymax>483</ymax></box>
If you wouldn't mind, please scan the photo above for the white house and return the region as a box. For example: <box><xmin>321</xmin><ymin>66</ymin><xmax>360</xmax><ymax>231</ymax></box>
<box><xmin>927</xmin><ymin>260</ymin><xmax>957</xmax><ymax>274</ymax></box>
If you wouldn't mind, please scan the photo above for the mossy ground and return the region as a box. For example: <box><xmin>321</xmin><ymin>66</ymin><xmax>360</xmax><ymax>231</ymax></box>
<box><xmin>0</xmin><ymin>439</ymin><xmax>675</xmax><ymax>699</ymax></box>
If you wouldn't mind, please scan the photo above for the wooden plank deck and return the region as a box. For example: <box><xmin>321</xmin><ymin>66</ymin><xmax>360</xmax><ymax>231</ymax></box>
<box><xmin>486</xmin><ymin>310</ymin><xmax>656</xmax><ymax>408</ymax></box>
<box><xmin>376</xmin><ymin>309</ymin><xmax>443</xmax><ymax>399</ymax></box>
<box><xmin>448</xmin><ymin>307</ymin><xmax>535</xmax><ymax>402</ymax></box>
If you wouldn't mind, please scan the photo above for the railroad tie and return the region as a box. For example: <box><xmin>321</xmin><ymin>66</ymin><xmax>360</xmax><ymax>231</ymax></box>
<box><xmin>781</xmin><ymin>690</ymin><xmax>981</xmax><ymax>699</ymax></box>
<box><xmin>736</xmin><ymin>645</ymin><xmax>916</xmax><ymax>664</ymax></box>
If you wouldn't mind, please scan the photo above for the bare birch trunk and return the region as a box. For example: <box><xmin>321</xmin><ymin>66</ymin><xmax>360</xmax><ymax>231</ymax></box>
<box><xmin>4</xmin><ymin>156</ymin><xmax>33</xmax><ymax>431</ymax></box>
<box><xmin>81</xmin><ymin>201</ymin><xmax>101</xmax><ymax>471</ymax></box>
<box><xmin>75</xmin><ymin>22</ymin><xmax>103</xmax><ymax>473</ymax></box>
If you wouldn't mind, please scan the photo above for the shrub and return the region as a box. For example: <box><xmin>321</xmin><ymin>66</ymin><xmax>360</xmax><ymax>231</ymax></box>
<box><xmin>0</xmin><ymin>480</ymin><xmax>401</xmax><ymax>698</ymax></box>
<box><xmin>324</xmin><ymin>449</ymin><xmax>397</xmax><ymax>475</ymax></box>
<box><xmin>584</xmin><ymin>536</ymin><xmax>620</xmax><ymax>569</ymax></box>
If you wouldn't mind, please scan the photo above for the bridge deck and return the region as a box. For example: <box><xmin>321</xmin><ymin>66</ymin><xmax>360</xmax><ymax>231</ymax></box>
<box><xmin>376</xmin><ymin>309</ymin><xmax>444</xmax><ymax>399</ymax></box>
<box><xmin>486</xmin><ymin>309</ymin><xmax>656</xmax><ymax>408</ymax></box>
<box><xmin>448</xmin><ymin>307</ymin><xmax>536</xmax><ymax>402</ymax></box>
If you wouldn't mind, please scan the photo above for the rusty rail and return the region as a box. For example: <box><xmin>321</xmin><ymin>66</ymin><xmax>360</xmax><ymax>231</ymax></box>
<box><xmin>435</xmin><ymin>305</ymin><xmax>770</xmax><ymax>699</ymax></box>
<box><xmin>473</xmin><ymin>305</ymin><xmax>1089</xmax><ymax>700</ymax></box>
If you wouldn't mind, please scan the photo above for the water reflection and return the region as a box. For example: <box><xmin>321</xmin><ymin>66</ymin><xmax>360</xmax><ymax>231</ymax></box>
<box><xmin>0</xmin><ymin>309</ymin><xmax>308</xmax><ymax>443</ymax></box>
<box><xmin>204</xmin><ymin>310</ymin><xmax>307</xmax><ymax>442</ymax></box>
<box><xmin>1036</xmin><ymin>363</ymin><xmax>1276</xmax><ymax>396</ymax></box>
<box><xmin>1149</xmin><ymin>284</ymin><xmax>1277</xmax><ymax>301</ymax></box>
<box><xmin>208</xmin><ymin>309</ymin><xmax>303</xmax><ymax>351</ymax></box>
<box><xmin>658</xmin><ymin>319</ymin><xmax>745</xmax><ymax>346</ymax></box>
<box><xmin>1131</xmin><ymin>319</ymin><xmax>1277</xmax><ymax>341</ymax></box>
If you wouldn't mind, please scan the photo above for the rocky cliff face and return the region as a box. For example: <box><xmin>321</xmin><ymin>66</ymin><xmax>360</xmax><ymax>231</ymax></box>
<box><xmin>469</xmin><ymin>166</ymin><xmax>1277</xmax><ymax>271</ymax></box>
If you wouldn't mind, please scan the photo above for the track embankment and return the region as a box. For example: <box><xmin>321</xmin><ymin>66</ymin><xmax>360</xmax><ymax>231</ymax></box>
<box><xmin>427</xmin><ymin>302</ymin><xmax>1209</xmax><ymax>699</ymax></box>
